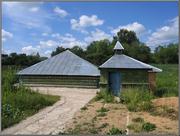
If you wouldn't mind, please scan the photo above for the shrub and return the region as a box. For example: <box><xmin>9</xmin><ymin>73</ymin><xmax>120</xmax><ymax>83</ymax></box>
<box><xmin>120</xmin><ymin>88</ymin><xmax>154</xmax><ymax>112</ymax></box>
<box><xmin>2</xmin><ymin>67</ymin><xmax>60</xmax><ymax>129</ymax></box>
<box><xmin>142</xmin><ymin>122</ymin><xmax>156</xmax><ymax>132</ymax></box>
<box><xmin>107</xmin><ymin>126</ymin><xmax>126</xmax><ymax>135</ymax></box>
<box><xmin>94</xmin><ymin>90</ymin><xmax>114</xmax><ymax>103</ymax></box>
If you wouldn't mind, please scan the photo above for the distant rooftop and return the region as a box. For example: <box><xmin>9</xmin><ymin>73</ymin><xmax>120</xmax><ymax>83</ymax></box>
<box><xmin>18</xmin><ymin>50</ymin><xmax>100</xmax><ymax>76</ymax></box>
<box><xmin>114</xmin><ymin>41</ymin><xmax>124</xmax><ymax>50</ymax></box>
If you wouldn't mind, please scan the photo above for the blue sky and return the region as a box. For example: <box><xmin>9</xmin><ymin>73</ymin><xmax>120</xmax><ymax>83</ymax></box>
<box><xmin>2</xmin><ymin>2</ymin><xmax>178</xmax><ymax>57</ymax></box>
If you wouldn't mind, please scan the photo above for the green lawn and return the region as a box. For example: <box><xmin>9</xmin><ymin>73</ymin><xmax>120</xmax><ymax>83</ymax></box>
<box><xmin>2</xmin><ymin>67</ymin><xmax>60</xmax><ymax>129</ymax></box>
<box><xmin>152</xmin><ymin>64</ymin><xmax>178</xmax><ymax>97</ymax></box>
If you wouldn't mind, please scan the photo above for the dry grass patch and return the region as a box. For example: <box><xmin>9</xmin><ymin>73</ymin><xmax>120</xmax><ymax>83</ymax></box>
<box><xmin>64</xmin><ymin>101</ymin><xmax>128</xmax><ymax>134</ymax></box>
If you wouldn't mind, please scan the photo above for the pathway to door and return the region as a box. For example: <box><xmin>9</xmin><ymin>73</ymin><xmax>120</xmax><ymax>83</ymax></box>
<box><xmin>2</xmin><ymin>87</ymin><xmax>98</xmax><ymax>135</ymax></box>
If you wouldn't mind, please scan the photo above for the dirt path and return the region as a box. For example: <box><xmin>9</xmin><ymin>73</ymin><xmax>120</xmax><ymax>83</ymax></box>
<box><xmin>2</xmin><ymin>87</ymin><xmax>98</xmax><ymax>135</ymax></box>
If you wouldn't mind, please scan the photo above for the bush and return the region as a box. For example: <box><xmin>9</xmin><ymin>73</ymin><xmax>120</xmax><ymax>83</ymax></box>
<box><xmin>2</xmin><ymin>67</ymin><xmax>60</xmax><ymax>129</ymax></box>
<box><xmin>142</xmin><ymin>122</ymin><xmax>156</xmax><ymax>132</ymax></box>
<box><xmin>107</xmin><ymin>126</ymin><xmax>126</xmax><ymax>135</ymax></box>
<box><xmin>94</xmin><ymin>90</ymin><xmax>114</xmax><ymax>103</ymax></box>
<box><xmin>120</xmin><ymin>88</ymin><xmax>154</xmax><ymax>112</ymax></box>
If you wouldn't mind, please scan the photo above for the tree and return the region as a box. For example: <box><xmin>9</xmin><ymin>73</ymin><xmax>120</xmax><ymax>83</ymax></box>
<box><xmin>70</xmin><ymin>46</ymin><xmax>86</xmax><ymax>59</ymax></box>
<box><xmin>114</xmin><ymin>29</ymin><xmax>151</xmax><ymax>63</ymax></box>
<box><xmin>154</xmin><ymin>43</ymin><xmax>178</xmax><ymax>64</ymax></box>
<box><xmin>51</xmin><ymin>46</ymin><xmax>66</xmax><ymax>57</ymax></box>
<box><xmin>86</xmin><ymin>39</ymin><xmax>113</xmax><ymax>65</ymax></box>
<box><xmin>117</xmin><ymin>29</ymin><xmax>140</xmax><ymax>44</ymax></box>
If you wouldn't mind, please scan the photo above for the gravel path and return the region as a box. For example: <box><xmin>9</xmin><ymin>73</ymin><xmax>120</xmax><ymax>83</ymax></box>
<box><xmin>2</xmin><ymin>87</ymin><xmax>98</xmax><ymax>135</ymax></box>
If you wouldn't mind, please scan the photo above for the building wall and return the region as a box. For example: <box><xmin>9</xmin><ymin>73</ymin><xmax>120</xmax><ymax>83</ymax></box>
<box><xmin>148</xmin><ymin>72</ymin><xmax>156</xmax><ymax>91</ymax></box>
<box><xmin>100</xmin><ymin>69</ymin><xmax>151</xmax><ymax>91</ymax></box>
<box><xmin>19</xmin><ymin>75</ymin><xmax>99</xmax><ymax>88</ymax></box>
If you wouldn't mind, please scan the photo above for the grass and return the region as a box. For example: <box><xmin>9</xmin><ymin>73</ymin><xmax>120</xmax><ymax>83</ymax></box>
<box><xmin>2</xmin><ymin>67</ymin><xmax>60</xmax><ymax>129</ymax></box>
<box><xmin>150</xmin><ymin>105</ymin><xmax>178</xmax><ymax>120</ymax></box>
<box><xmin>93</xmin><ymin>90</ymin><xmax>114</xmax><ymax>103</ymax></box>
<box><xmin>96</xmin><ymin>107</ymin><xmax>109</xmax><ymax>112</ymax></box>
<box><xmin>120</xmin><ymin>87</ymin><xmax>154</xmax><ymax>112</ymax></box>
<box><xmin>107</xmin><ymin>126</ymin><xmax>126</xmax><ymax>135</ymax></box>
<box><xmin>152</xmin><ymin>64</ymin><xmax>178</xmax><ymax>97</ymax></box>
<box><xmin>128</xmin><ymin>117</ymin><xmax>156</xmax><ymax>133</ymax></box>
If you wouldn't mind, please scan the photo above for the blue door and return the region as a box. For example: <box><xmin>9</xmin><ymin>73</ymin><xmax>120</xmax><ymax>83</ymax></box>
<box><xmin>109</xmin><ymin>72</ymin><xmax>121</xmax><ymax>96</ymax></box>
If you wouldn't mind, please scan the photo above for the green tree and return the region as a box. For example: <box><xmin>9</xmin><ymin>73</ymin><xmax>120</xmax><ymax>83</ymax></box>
<box><xmin>70</xmin><ymin>46</ymin><xmax>86</xmax><ymax>59</ymax></box>
<box><xmin>51</xmin><ymin>46</ymin><xmax>66</xmax><ymax>57</ymax></box>
<box><xmin>154</xmin><ymin>43</ymin><xmax>178</xmax><ymax>64</ymax></box>
<box><xmin>86</xmin><ymin>39</ymin><xmax>113</xmax><ymax>65</ymax></box>
<box><xmin>114</xmin><ymin>29</ymin><xmax>151</xmax><ymax>63</ymax></box>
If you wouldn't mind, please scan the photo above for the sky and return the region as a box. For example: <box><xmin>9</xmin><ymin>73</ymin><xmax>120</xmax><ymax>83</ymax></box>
<box><xmin>2</xmin><ymin>1</ymin><xmax>179</xmax><ymax>57</ymax></box>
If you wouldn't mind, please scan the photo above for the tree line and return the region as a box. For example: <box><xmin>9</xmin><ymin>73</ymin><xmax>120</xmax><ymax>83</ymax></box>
<box><xmin>2</xmin><ymin>29</ymin><xmax>178</xmax><ymax>66</ymax></box>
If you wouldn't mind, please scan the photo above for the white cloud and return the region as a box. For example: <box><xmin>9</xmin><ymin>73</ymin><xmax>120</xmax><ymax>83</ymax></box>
<box><xmin>84</xmin><ymin>29</ymin><xmax>112</xmax><ymax>43</ymax></box>
<box><xmin>146</xmin><ymin>16</ymin><xmax>178</xmax><ymax>47</ymax></box>
<box><xmin>54</xmin><ymin>7</ymin><xmax>68</xmax><ymax>17</ymax></box>
<box><xmin>51</xmin><ymin>33</ymin><xmax>87</xmax><ymax>48</ymax></box>
<box><xmin>3</xmin><ymin>2</ymin><xmax>51</xmax><ymax>32</ymax></box>
<box><xmin>21</xmin><ymin>45</ymin><xmax>39</xmax><ymax>55</ymax></box>
<box><xmin>29</xmin><ymin>7</ymin><xmax>39</xmax><ymax>12</ymax></box>
<box><xmin>111</xmin><ymin>22</ymin><xmax>146</xmax><ymax>36</ymax></box>
<box><xmin>2</xmin><ymin>29</ymin><xmax>13</xmax><ymax>42</ymax></box>
<box><xmin>39</xmin><ymin>40</ymin><xmax>59</xmax><ymax>48</ymax></box>
<box><xmin>43</xmin><ymin>50</ymin><xmax>51</xmax><ymax>57</ymax></box>
<box><xmin>42</xmin><ymin>32</ymin><xmax>48</xmax><ymax>36</ymax></box>
<box><xmin>71</xmin><ymin>15</ymin><xmax>104</xmax><ymax>32</ymax></box>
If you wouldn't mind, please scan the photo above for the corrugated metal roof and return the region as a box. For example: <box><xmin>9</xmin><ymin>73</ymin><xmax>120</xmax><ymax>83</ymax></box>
<box><xmin>114</xmin><ymin>41</ymin><xmax>124</xmax><ymax>50</ymax></box>
<box><xmin>99</xmin><ymin>54</ymin><xmax>162</xmax><ymax>72</ymax></box>
<box><xmin>17</xmin><ymin>50</ymin><xmax>100</xmax><ymax>76</ymax></box>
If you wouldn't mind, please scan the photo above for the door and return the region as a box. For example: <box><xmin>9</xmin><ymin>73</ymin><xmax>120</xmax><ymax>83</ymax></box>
<box><xmin>109</xmin><ymin>72</ymin><xmax>121</xmax><ymax>96</ymax></box>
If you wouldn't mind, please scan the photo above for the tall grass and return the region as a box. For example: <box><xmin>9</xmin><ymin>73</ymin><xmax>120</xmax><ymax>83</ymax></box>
<box><xmin>120</xmin><ymin>87</ymin><xmax>154</xmax><ymax>112</ymax></box>
<box><xmin>2</xmin><ymin>67</ymin><xmax>60</xmax><ymax>129</ymax></box>
<box><xmin>153</xmin><ymin>64</ymin><xmax>178</xmax><ymax>97</ymax></box>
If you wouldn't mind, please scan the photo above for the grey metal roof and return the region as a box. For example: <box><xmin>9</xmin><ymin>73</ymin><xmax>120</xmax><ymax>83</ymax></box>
<box><xmin>17</xmin><ymin>50</ymin><xmax>100</xmax><ymax>76</ymax></box>
<box><xmin>99</xmin><ymin>54</ymin><xmax>162</xmax><ymax>72</ymax></box>
<box><xmin>114</xmin><ymin>41</ymin><xmax>124</xmax><ymax>50</ymax></box>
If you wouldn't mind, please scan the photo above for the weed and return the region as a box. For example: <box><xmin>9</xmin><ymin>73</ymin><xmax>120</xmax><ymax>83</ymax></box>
<box><xmin>107</xmin><ymin>126</ymin><xmax>126</xmax><ymax>135</ymax></box>
<box><xmin>150</xmin><ymin>106</ymin><xmax>178</xmax><ymax>120</ymax></box>
<box><xmin>97</xmin><ymin>112</ymin><xmax>107</xmax><ymax>117</ymax></box>
<box><xmin>94</xmin><ymin>90</ymin><xmax>114</xmax><ymax>103</ymax></box>
<box><xmin>88</xmin><ymin>128</ymin><xmax>98</xmax><ymax>134</ymax></box>
<box><xmin>127</xmin><ymin>123</ymin><xmax>142</xmax><ymax>133</ymax></box>
<box><xmin>120</xmin><ymin>88</ymin><xmax>154</xmax><ymax>112</ymax></box>
<box><xmin>132</xmin><ymin>117</ymin><xmax>144</xmax><ymax>123</ymax></box>
<box><xmin>98</xmin><ymin>123</ymin><xmax>109</xmax><ymax>129</ymax></box>
<box><xmin>142</xmin><ymin>122</ymin><xmax>156</xmax><ymax>132</ymax></box>
<box><xmin>96</xmin><ymin>107</ymin><xmax>109</xmax><ymax>113</ymax></box>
